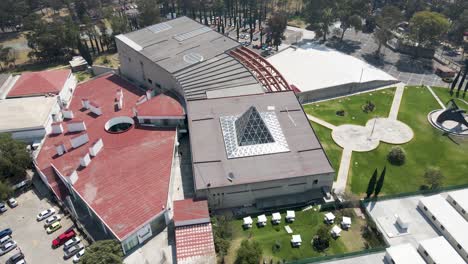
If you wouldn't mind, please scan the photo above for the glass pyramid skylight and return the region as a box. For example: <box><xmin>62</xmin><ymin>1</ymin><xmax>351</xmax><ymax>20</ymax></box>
<box><xmin>220</xmin><ymin>106</ymin><xmax>289</xmax><ymax>159</ymax></box>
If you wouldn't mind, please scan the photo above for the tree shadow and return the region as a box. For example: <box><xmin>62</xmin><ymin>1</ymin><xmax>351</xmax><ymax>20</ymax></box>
<box><xmin>361</xmin><ymin>53</ymin><xmax>386</xmax><ymax>67</ymax></box>
<box><xmin>325</xmin><ymin>39</ymin><xmax>362</xmax><ymax>54</ymax></box>
<box><xmin>395</xmin><ymin>55</ymin><xmax>433</xmax><ymax>74</ymax></box>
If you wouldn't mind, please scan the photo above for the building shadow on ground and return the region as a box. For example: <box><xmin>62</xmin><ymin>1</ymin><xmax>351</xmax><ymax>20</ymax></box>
<box><xmin>395</xmin><ymin>55</ymin><xmax>433</xmax><ymax>74</ymax></box>
<box><xmin>326</xmin><ymin>39</ymin><xmax>361</xmax><ymax>54</ymax></box>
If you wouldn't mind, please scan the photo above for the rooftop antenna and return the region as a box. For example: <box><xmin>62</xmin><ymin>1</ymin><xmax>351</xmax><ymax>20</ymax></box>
<box><xmin>286</xmin><ymin>107</ymin><xmax>297</xmax><ymax>127</ymax></box>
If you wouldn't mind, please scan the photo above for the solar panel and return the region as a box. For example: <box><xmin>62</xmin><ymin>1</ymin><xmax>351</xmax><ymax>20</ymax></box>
<box><xmin>174</xmin><ymin>27</ymin><xmax>211</xmax><ymax>42</ymax></box>
<box><xmin>148</xmin><ymin>23</ymin><xmax>172</xmax><ymax>34</ymax></box>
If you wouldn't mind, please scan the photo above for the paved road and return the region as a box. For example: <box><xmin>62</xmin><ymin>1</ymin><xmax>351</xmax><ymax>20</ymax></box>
<box><xmin>328</xmin><ymin>30</ymin><xmax>448</xmax><ymax>87</ymax></box>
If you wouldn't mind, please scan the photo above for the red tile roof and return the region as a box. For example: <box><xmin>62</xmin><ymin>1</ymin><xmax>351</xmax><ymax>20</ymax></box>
<box><xmin>136</xmin><ymin>94</ymin><xmax>185</xmax><ymax>117</ymax></box>
<box><xmin>36</xmin><ymin>74</ymin><xmax>176</xmax><ymax>240</ymax></box>
<box><xmin>175</xmin><ymin>223</ymin><xmax>216</xmax><ymax>264</ymax></box>
<box><xmin>173</xmin><ymin>199</ymin><xmax>210</xmax><ymax>226</ymax></box>
<box><xmin>8</xmin><ymin>69</ymin><xmax>71</xmax><ymax>98</ymax></box>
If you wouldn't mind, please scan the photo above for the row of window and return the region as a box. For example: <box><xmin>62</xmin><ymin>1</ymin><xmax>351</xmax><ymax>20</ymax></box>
<box><xmin>452</xmin><ymin>199</ymin><xmax>467</xmax><ymax>214</ymax></box>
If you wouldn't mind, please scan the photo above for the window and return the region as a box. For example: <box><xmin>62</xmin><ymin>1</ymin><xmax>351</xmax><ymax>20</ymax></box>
<box><xmin>432</xmin><ymin>216</ymin><xmax>436</xmax><ymax>221</ymax></box>
<box><xmin>440</xmin><ymin>225</ymin><xmax>445</xmax><ymax>231</ymax></box>
<box><xmin>462</xmin><ymin>209</ymin><xmax>466</xmax><ymax>214</ymax></box>
<box><xmin>453</xmin><ymin>200</ymin><xmax>457</xmax><ymax>205</ymax></box>
<box><xmin>457</xmin><ymin>244</ymin><xmax>462</xmax><ymax>250</ymax></box>
<box><xmin>313</xmin><ymin>179</ymin><xmax>319</xmax><ymax>184</ymax></box>
<box><xmin>148</xmin><ymin>79</ymin><xmax>152</xmax><ymax>84</ymax></box>
<box><xmin>423</xmin><ymin>250</ymin><xmax>428</xmax><ymax>256</ymax></box>
<box><xmin>423</xmin><ymin>206</ymin><xmax>427</xmax><ymax>211</ymax></box>
<box><xmin>128</xmin><ymin>57</ymin><xmax>131</xmax><ymax>62</ymax></box>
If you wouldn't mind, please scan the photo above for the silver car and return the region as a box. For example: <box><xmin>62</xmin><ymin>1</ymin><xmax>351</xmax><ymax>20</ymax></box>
<box><xmin>44</xmin><ymin>215</ymin><xmax>61</xmax><ymax>228</ymax></box>
<box><xmin>0</xmin><ymin>240</ymin><xmax>17</xmax><ymax>256</ymax></box>
<box><xmin>63</xmin><ymin>237</ymin><xmax>81</xmax><ymax>250</ymax></box>
<box><xmin>64</xmin><ymin>243</ymin><xmax>84</xmax><ymax>259</ymax></box>
<box><xmin>37</xmin><ymin>208</ymin><xmax>56</xmax><ymax>221</ymax></box>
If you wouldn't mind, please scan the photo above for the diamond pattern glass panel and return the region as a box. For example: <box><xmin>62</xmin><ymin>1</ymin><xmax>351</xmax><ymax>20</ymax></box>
<box><xmin>220</xmin><ymin>108</ymin><xmax>289</xmax><ymax>159</ymax></box>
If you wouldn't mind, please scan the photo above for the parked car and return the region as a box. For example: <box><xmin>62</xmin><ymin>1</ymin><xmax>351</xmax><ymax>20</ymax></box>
<box><xmin>7</xmin><ymin>251</ymin><xmax>24</xmax><ymax>263</ymax></box>
<box><xmin>0</xmin><ymin>228</ymin><xmax>12</xmax><ymax>239</ymax></box>
<box><xmin>72</xmin><ymin>248</ymin><xmax>85</xmax><ymax>263</ymax></box>
<box><xmin>0</xmin><ymin>240</ymin><xmax>17</xmax><ymax>256</ymax></box>
<box><xmin>44</xmin><ymin>215</ymin><xmax>61</xmax><ymax>228</ymax></box>
<box><xmin>64</xmin><ymin>244</ymin><xmax>84</xmax><ymax>259</ymax></box>
<box><xmin>37</xmin><ymin>208</ymin><xmax>56</xmax><ymax>221</ymax></box>
<box><xmin>63</xmin><ymin>237</ymin><xmax>81</xmax><ymax>250</ymax></box>
<box><xmin>52</xmin><ymin>229</ymin><xmax>76</xmax><ymax>248</ymax></box>
<box><xmin>253</xmin><ymin>36</ymin><xmax>259</xmax><ymax>41</ymax></box>
<box><xmin>0</xmin><ymin>203</ymin><xmax>6</xmax><ymax>213</ymax></box>
<box><xmin>46</xmin><ymin>222</ymin><xmax>62</xmax><ymax>234</ymax></box>
<box><xmin>7</xmin><ymin>198</ymin><xmax>18</xmax><ymax>208</ymax></box>
<box><xmin>0</xmin><ymin>235</ymin><xmax>12</xmax><ymax>246</ymax></box>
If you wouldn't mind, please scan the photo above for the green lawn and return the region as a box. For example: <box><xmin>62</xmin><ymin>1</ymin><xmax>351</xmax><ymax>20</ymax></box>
<box><xmin>431</xmin><ymin>86</ymin><xmax>468</xmax><ymax>107</ymax></box>
<box><xmin>311</xmin><ymin>122</ymin><xmax>342</xmax><ymax>177</ymax></box>
<box><xmin>227</xmin><ymin>209</ymin><xmax>370</xmax><ymax>262</ymax></box>
<box><xmin>349</xmin><ymin>86</ymin><xmax>468</xmax><ymax>195</ymax></box>
<box><xmin>303</xmin><ymin>88</ymin><xmax>396</xmax><ymax>126</ymax></box>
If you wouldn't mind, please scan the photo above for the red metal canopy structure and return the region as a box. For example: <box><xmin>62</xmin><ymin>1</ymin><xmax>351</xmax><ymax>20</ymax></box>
<box><xmin>229</xmin><ymin>46</ymin><xmax>292</xmax><ymax>92</ymax></box>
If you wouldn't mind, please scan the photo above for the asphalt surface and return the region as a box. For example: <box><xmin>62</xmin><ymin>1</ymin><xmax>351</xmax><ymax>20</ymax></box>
<box><xmin>0</xmin><ymin>190</ymin><xmax>79</xmax><ymax>264</ymax></box>
<box><xmin>327</xmin><ymin>30</ymin><xmax>449</xmax><ymax>87</ymax></box>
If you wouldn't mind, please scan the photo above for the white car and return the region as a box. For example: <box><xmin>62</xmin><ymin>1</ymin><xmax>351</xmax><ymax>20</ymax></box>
<box><xmin>44</xmin><ymin>215</ymin><xmax>61</xmax><ymax>227</ymax></box>
<box><xmin>37</xmin><ymin>208</ymin><xmax>56</xmax><ymax>221</ymax></box>
<box><xmin>7</xmin><ymin>198</ymin><xmax>18</xmax><ymax>208</ymax></box>
<box><xmin>72</xmin><ymin>248</ymin><xmax>85</xmax><ymax>263</ymax></box>
<box><xmin>64</xmin><ymin>243</ymin><xmax>84</xmax><ymax>259</ymax></box>
<box><xmin>63</xmin><ymin>237</ymin><xmax>81</xmax><ymax>250</ymax></box>
<box><xmin>0</xmin><ymin>240</ymin><xmax>17</xmax><ymax>255</ymax></box>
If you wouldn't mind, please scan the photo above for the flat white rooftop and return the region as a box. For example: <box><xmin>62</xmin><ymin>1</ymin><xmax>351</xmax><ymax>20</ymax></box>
<box><xmin>419</xmin><ymin>236</ymin><xmax>465</xmax><ymax>264</ymax></box>
<box><xmin>267</xmin><ymin>44</ymin><xmax>395</xmax><ymax>92</ymax></box>
<box><xmin>419</xmin><ymin>195</ymin><xmax>468</xmax><ymax>252</ymax></box>
<box><xmin>386</xmin><ymin>243</ymin><xmax>426</xmax><ymax>264</ymax></box>
<box><xmin>0</xmin><ymin>96</ymin><xmax>56</xmax><ymax>132</ymax></box>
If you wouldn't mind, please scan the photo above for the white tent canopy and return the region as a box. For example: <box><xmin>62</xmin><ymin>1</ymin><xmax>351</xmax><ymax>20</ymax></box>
<box><xmin>272</xmin><ymin>212</ymin><xmax>281</xmax><ymax>221</ymax></box>
<box><xmin>324</xmin><ymin>212</ymin><xmax>335</xmax><ymax>223</ymax></box>
<box><xmin>243</xmin><ymin>216</ymin><xmax>253</xmax><ymax>226</ymax></box>
<box><xmin>342</xmin><ymin>217</ymin><xmax>351</xmax><ymax>226</ymax></box>
<box><xmin>331</xmin><ymin>225</ymin><xmax>342</xmax><ymax>237</ymax></box>
<box><xmin>258</xmin><ymin>214</ymin><xmax>267</xmax><ymax>224</ymax></box>
<box><xmin>286</xmin><ymin>210</ymin><xmax>295</xmax><ymax>220</ymax></box>
<box><xmin>291</xmin><ymin>234</ymin><xmax>302</xmax><ymax>243</ymax></box>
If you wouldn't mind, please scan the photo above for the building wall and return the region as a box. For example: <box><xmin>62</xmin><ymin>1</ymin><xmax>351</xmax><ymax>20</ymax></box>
<box><xmin>196</xmin><ymin>173</ymin><xmax>334</xmax><ymax>209</ymax></box>
<box><xmin>447</xmin><ymin>194</ymin><xmax>468</xmax><ymax>221</ymax></box>
<box><xmin>418</xmin><ymin>201</ymin><xmax>468</xmax><ymax>262</ymax></box>
<box><xmin>59</xmin><ymin>73</ymin><xmax>78</xmax><ymax>106</ymax></box>
<box><xmin>116</xmin><ymin>38</ymin><xmax>183</xmax><ymax>98</ymax></box>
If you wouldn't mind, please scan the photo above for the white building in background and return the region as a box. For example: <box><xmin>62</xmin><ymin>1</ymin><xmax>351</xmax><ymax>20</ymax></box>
<box><xmin>418</xmin><ymin>236</ymin><xmax>465</xmax><ymax>264</ymax></box>
<box><xmin>385</xmin><ymin>243</ymin><xmax>426</xmax><ymax>264</ymax></box>
<box><xmin>447</xmin><ymin>189</ymin><xmax>468</xmax><ymax>221</ymax></box>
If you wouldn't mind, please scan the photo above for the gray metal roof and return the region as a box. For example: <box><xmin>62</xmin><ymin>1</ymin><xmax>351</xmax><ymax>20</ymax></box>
<box><xmin>188</xmin><ymin>91</ymin><xmax>335</xmax><ymax>190</ymax></box>
<box><xmin>117</xmin><ymin>17</ymin><xmax>240</xmax><ymax>73</ymax></box>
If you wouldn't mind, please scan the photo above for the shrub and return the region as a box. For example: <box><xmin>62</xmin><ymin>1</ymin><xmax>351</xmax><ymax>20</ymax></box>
<box><xmin>102</xmin><ymin>56</ymin><xmax>110</xmax><ymax>64</ymax></box>
<box><xmin>336</xmin><ymin>110</ymin><xmax>345</xmax><ymax>116</ymax></box>
<box><xmin>387</xmin><ymin>147</ymin><xmax>406</xmax><ymax>165</ymax></box>
<box><xmin>424</xmin><ymin>167</ymin><xmax>444</xmax><ymax>189</ymax></box>
<box><xmin>236</xmin><ymin>240</ymin><xmax>262</xmax><ymax>264</ymax></box>
<box><xmin>272</xmin><ymin>240</ymin><xmax>281</xmax><ymax>253</ymax></box>
<box><xmin>362</xmin><ymin>100</ymin><xmax>375</xmax><ymax>113</ymax></box>
<box><xmin>312</xmin><ymin>226</ymin><xmax>331</xmax><ymax>252</ymax></box>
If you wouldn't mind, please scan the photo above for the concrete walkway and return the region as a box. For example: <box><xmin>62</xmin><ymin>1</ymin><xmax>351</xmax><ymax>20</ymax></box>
<box><xmin>388</xmin><ymin>83</ymin><xmax>406</xmax><ymax>120</ymax></box>
<box><xmin>306</xmin><ymin>114</ymin><xmax>336</xmax><ymax>130</ymax></box>
<box><xmin>425</xmin><ymin>85</ymin><xmax>446</xmax><ymax>109</ymax></box>
<box><xmin>333</xmin><ymin>148</ymin><xmax>352</xmax><ymax>194</ymax></box>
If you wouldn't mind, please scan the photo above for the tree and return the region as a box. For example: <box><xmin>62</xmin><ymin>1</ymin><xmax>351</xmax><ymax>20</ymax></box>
<box><xmin>0</xmin><ymin>133</ymin><xmax>32</xmax><ymax>183</ymax></box>
<box><xmin>0</xmin><ymin>181</ymin><xmax>13</xmax><ymax>201</ymax></box>
<box><xmin>235</xmin><ymin>240</ymin><xmax>262</xmax><ymax>264</ymax></box>
<box><xmin>387</xmin><ymin>146</ymin><xmax>406</xmax><ymax>166</ymax></box>
<box><xmin>423</xmin><ymin>167</ymin><xmax>444</xmax><ymax>190</ymax></box>
<box><xmin>374</xmin><ymin>166</ymin><xmax>386</xmax><ymax>197</ymax></box>
<box><xmin>313</xmin><ymin>225</ymin><xmax>331</xmax><ymax>251</ymax></box>
<box><xmin>79</xmin><ymin>240</ymin><xmax>123</xmax><ymax>264</ymax></box>
<box><xmin>137</xmin><ymin>0</ymin><xmax>161</xmax><ymax>28</ymax></box>
<box><xmin>337</xmin><ymin>0</ymin><xmax>368</xmax><ymax>41</ymax></box>
<box><xmin>212</xmin><ymin>215</ymin><xmax>233</xmax><ymax>260</ymax></box>
<box><xmin>267</xmin><ymin>12</ymin><xmax>287</xmax><ymax>51</ymax></box>
<box><xmin>409</xmin><ymin>11</ymin><xmax>450</xmax><ymax>48</ymax></box>
<box><xmin>366</xmin><ymin>169</ymin><xmax>377</xmax><ymax>198</ymax></box>
<box><xmin>304</xmin><ymin>0</ymin><xmax>337</xmax><ymax>41</ymax></box>
<box><xmin>373</xmin><ymin>5</ymin><xmax>403</xmax><ymax>55</ymax></box>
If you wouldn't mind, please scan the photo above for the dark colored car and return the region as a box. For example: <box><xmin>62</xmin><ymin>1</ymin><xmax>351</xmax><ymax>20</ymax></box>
<box><xmin>7</xmin><ymin>251</ymin><xmax>24</xmax><ymax>264</ymax></box>
<box><xmin>0</xmin><ymin>228</ymin><xmax>12</xmax><ymax>239</ymax></box>
<box><xmin>52</xmin><ymin>229</ymin><xmax>76</xmax><ymax>248</ymax></box>
<box><xmin>0</xmin><ymin>203</ymin><xmax>6</xmax><ymax>213</ymax></box>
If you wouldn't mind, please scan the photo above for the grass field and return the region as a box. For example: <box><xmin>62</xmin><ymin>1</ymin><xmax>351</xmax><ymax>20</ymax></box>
<box><xmin>225</xmin><ymin>208</ymin><xmax>370</xmax><ymax>263</ymax></box>
<box><xmin>303</xmin><ymin>88</ymin><xmax>396</xmax><ymax>127</ymax></box>
<box><xmin>349</xmin><ymin>86</ymin><xmax>468</xmax><ymax>195</ymax></box>
<box><xmin>311</xmin><ymin>122</ymin><xmax>342</xmax><ymax>177</ymax></box>
<box><xmin>431</xmin><ymin>86</ymin><xmax>468</xmax><ymax>107</ymax></box>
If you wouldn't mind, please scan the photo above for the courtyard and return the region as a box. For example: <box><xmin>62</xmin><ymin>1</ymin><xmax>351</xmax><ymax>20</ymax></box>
<box><xmin>304</xmin><ymin>86</ymin><xmax>468</xmax><ymax>196</ymax></box>
<box><xmin>222</xmin><ymin>207</ymin><xmax>384</xmax><ymax>263</ymax></box>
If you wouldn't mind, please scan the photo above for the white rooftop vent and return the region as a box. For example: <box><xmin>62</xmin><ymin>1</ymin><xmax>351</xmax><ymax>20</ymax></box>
<box><xmin>70</xmin><ymin>133</ymin><xmax>89</xmax><ymax>149</ymax></box>
<box><xmin>51</xmin><ymin>123</ymin><xmax>64</xmax><ymax>135</ymax></box>
<box><xmin>89</xmin><ymin>101</ymin><xmax>102</xmax><ymax>116</ymax></box>
<box><xmin>62</xmin><ymin>109</ymin><xmax>74</xmax><ymax>119</ymax></box>
<box><xmin>81</xmin><ymin>98</ymin><xmax>90</xmax><ymax>109</ymax></box>
<box><xmin>80</xmin><ymin>152</ymin><xmax>91</xmax><ymax>167</ymax></box>
<box><xmin>183</xmin><ymin>53</ymin><xmax>204</xmax><ymax>64</ymax></box>
<box><xmin>89</xmin><ymin>138</ymin><xmax>103</xmax><ymax>157</ymax></box>
<box><xmin>55</xmin><ymin>143</ymin><xmax>66</xmax><ymax>156</ymax></box>
<box><xmin>68</xmin><ymin>170</ymin><xmax>78</xmax><ymax>185</ymax></box>
<box><xmin>67</xmin><ymin>120</ymin><xmax>86</xmax><ymax>133</ymax></box>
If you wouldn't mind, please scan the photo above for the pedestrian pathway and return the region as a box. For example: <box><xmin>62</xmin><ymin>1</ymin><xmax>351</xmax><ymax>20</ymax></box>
<box><xmin>306</xmin><ymin>114</ymin><xmax>336</xmax><ymax>130</ymax></box>
<box><xmin>425</xmin><ymin>85</ymin><xmax>446</xmax><ymax>109</ymax></box>
<box><xmin>333</xmin><ymin>148</ymin><xmax>352</xmax><ymax>194</ymax></box>
<box><xmin>388</xmin><ymin>83</ymin><xmax>406</xmax><ymax>120</ymax></box>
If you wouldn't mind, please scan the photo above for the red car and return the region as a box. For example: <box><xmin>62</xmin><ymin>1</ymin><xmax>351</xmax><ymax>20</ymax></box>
<box><xmin>52</xmin><ymin>229</ymin><xmax>76</xmax><ymax>248</ymax></box>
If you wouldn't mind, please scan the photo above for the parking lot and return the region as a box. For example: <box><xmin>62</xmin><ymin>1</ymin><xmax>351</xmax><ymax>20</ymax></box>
<box><xmin>327</xmin><ymin>29</ymin><xmax>449</xmax><ymax>87</ymax></box>
<box><xmin>0</xmin><ymin>189</ymin><xmax>80</xmax><ymax>263</ymax></box>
